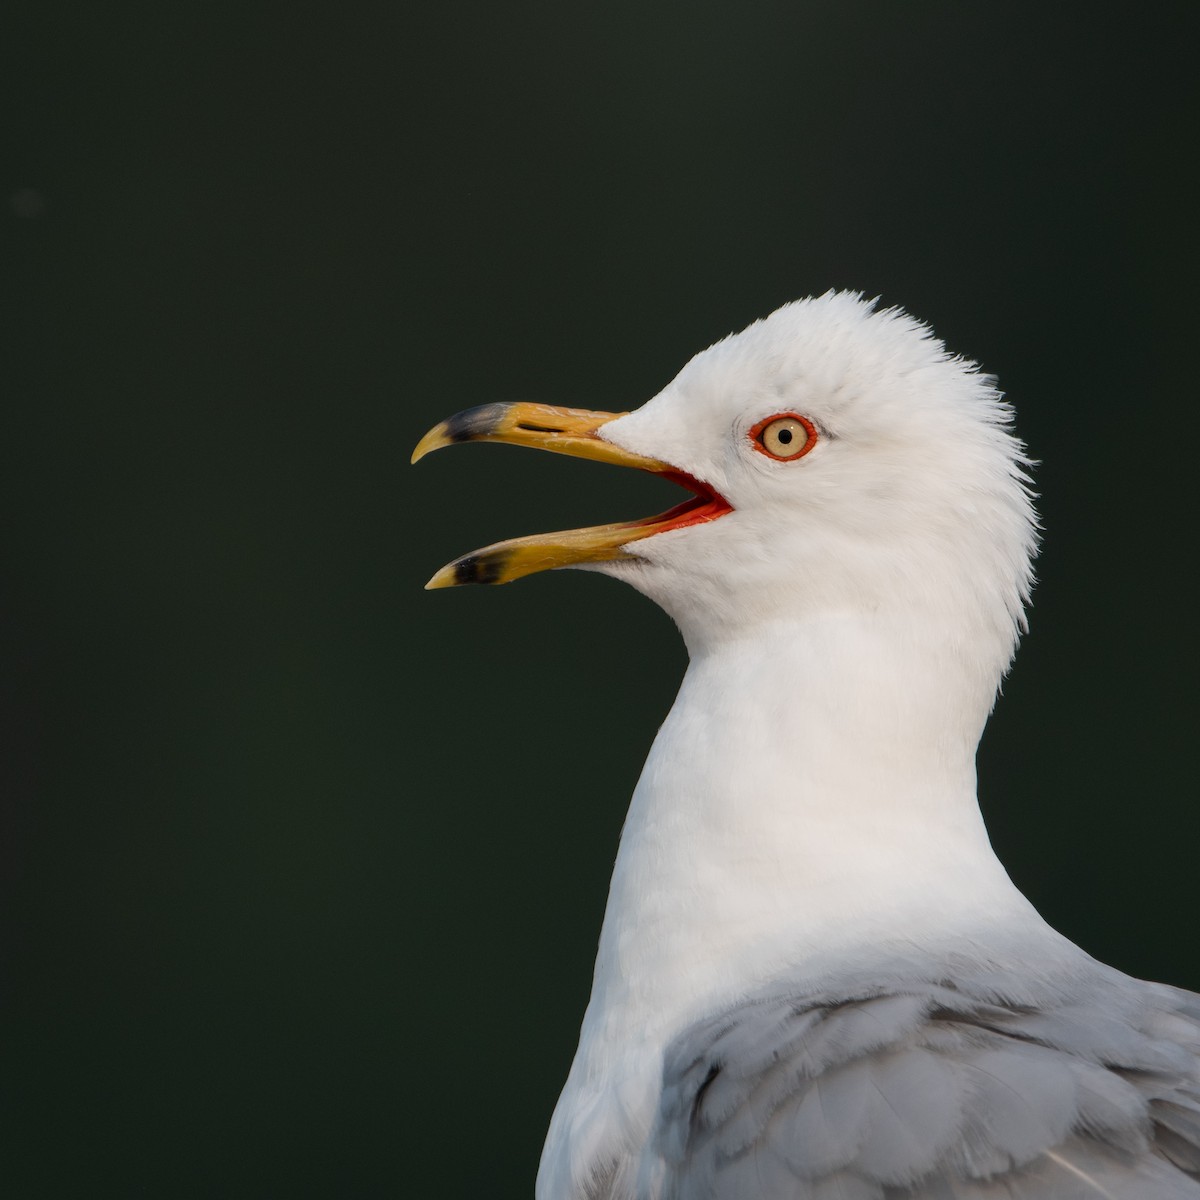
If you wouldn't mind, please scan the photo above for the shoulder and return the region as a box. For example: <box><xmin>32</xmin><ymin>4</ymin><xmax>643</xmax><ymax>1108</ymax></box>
<box><xmin>652</xmin><ymin>956</ymin><xmax>1200</xmax><ymax>1198</ymax></box>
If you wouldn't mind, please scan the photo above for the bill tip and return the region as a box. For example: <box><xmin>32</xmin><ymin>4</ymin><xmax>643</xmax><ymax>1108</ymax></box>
<box><xmin>424</xmin><ymin>564</ymin><xmax>458</xmax><ymax>590</ymax></box>
<box><xmin>411</xmin><ymin>423</ymin><xmax>449</xmax><ymax>465</ymax></box>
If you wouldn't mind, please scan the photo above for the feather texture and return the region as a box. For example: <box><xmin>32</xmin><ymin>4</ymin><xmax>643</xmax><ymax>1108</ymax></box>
<box><xmin>656</xmin><ymin>959</ymin><xmax>1200</xmax><ymax>1198</ymax></box>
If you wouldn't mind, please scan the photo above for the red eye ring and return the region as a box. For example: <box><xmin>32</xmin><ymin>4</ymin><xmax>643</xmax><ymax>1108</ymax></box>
<box><xmin>748</xmin><ymin>412</ymin><xmax>818</xmax><ymax>462</ymax></box>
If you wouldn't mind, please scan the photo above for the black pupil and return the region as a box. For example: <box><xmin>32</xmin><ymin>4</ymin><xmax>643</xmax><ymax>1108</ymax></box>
<box><xmin>777</xmin><ymin>427</ymin><xmax>793</xmax><ymax>445</ymax></box>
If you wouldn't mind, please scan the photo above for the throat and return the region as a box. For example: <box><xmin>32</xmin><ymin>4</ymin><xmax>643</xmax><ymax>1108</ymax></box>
<box><xmin>584</xmin><ymin>615</ymin><xmax>1035</xmax><ymax>1045</ymax></box>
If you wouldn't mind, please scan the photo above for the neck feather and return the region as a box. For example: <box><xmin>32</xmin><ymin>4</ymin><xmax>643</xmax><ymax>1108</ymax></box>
<box><xmin>583</xmin><ymin>610</ymin><xmax>1041</xmax><ymax>1053</ymax></box>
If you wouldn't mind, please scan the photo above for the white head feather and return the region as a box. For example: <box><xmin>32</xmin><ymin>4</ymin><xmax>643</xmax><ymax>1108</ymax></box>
<box><xmin>601</xmin><ymin>291</ymin><xmax>1037</xmax><ymax>675</ymax></box>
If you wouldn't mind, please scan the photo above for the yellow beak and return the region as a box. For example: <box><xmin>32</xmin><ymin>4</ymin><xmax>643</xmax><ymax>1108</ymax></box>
<box><xmin>411</xmin><ymin>402</ymin><xmax>732</xmax><ymax>588</ymax></box>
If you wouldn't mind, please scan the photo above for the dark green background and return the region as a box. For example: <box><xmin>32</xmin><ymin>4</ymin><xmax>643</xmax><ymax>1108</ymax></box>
<box><xmin>3</xmin><ymin>2</ymin><xmax>1198</xmax><ymax>1195</ymax></box>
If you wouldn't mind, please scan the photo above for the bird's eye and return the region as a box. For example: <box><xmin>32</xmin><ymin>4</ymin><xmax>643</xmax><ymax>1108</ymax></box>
<box><xmin>750</xmin><ymin>413</ymin><xmax>817</xmax><ymax>462</ymax></box>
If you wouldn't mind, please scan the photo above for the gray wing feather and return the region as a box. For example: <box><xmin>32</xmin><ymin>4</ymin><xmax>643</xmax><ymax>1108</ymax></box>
<box><xmin>657</xmin><ymin>959</ymin><xmax>1200</xmax><ymax>1199</ymax></box>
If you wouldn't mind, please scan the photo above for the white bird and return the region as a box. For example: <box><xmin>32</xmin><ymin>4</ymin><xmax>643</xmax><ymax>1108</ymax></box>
<box><xmin>413</xmin><ymin>293</ymin><xmax>1200</xmax><ymax>1199</ymax></box>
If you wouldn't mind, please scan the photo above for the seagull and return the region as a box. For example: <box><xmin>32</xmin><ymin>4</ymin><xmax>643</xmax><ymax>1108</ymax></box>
<box><xmin>412</xmin><ymin>293</ymin><xmax>1200</xmax><ymax>1199</ymax></box>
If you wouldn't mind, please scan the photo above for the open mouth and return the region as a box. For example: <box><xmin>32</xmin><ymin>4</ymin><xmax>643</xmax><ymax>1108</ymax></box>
<box><xmin>411</xmin><ymin>403</ymin><xmax>734</xmax><ymax>587</ymax></box>
<box><xmin>628</xmin><ymin>470</ymin><xmax>733</xmax><ymax>535</ymax></box>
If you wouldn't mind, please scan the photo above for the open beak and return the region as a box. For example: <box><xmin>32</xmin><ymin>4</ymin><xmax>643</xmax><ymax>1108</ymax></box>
<box><xmin>411</xmin><ymin>402</ymin><xmax>732</xmax><ymax>588</ymax></box>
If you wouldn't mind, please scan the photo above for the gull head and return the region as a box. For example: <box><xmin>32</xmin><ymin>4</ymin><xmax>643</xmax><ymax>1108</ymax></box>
<box><xmin>413</xmin><ymin>292</ymin><xmax>1037</xmax><ymax>671</ymax></box>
